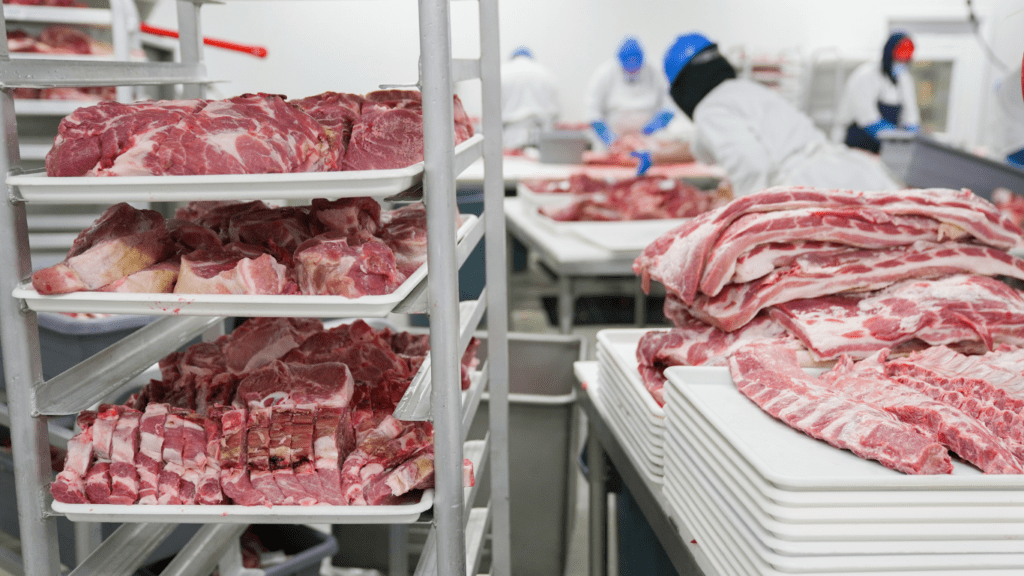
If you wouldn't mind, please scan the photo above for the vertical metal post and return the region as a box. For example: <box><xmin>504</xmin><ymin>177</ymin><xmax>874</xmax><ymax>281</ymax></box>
<box><xmin>176</xmin><ymin>0</ymin><xmax>206</xmax><ymax>100</ymax></box>
<box><xmin>587</xmin><ymin>424</ymin><xmax>608</xmax><ymax>576</ymax></box>
<box><xmin>477</xmin><ymin>0</ymin><xmax>511</xmax><ymax>574</ymax></box>
<box><xmin>417</xmin><ymin>0</ymin><xmax>466</xmax><ymax>575</ymax></box>
<box><xmin>0</xmin><ymin>12</ymin><xmax>61</xmax><ymax>575</ymax></box>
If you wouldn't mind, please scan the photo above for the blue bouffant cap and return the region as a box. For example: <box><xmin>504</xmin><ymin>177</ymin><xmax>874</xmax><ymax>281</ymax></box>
<box><xmin>511</xmin><ymin>46</ymin><xmax>533</xmax><ymax>59</ymax></box>
<box><xmin>664</xmin><ymin>32</ymin><xmax>714</xmax><ymax>83</ymax></box>
<box><xmin>617</xmin><ymin>36</ymin><xmax>644</xmax><ymax>73</ymax></box>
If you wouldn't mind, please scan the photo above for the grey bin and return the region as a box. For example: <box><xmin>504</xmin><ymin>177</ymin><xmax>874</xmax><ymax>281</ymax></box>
<box><xmin>538</xmin><ymin>131</ymin><xmax>591</xmax><ymax>164</ymax></box>
<box><xmin>468</xmin><ymin>332</ymin><xmax>585</xmax><ymax>576</ymax></box>
<box><xmin>880</xmin><ymin>133</ymin><xmax>1024</xmax><ymax>201</ymax></box>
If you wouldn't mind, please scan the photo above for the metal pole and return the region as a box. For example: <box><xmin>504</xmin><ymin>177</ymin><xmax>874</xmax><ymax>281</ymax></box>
<box><xmin>176</xmin><ymin>0</ymin><xmax>205</xmax><ymax>100</ymax></box>
<box><xmin>417</xmin><ymin>0</ymin><xmax>466</xmax><ymax>575</ymax></box>
<box><xmin>0</xmin><ymin>9</ymin><xmax>61</xmax><ymax>573</ymax></box>
<box><xmin>588</xmin><ymin>422</ymin><xmax>608</xmax><ymax>576</ymax></box>
<box><xmin>477</xmin><ymin>0</ymin><xmax>511</xmax><ymax>574</ymax></box>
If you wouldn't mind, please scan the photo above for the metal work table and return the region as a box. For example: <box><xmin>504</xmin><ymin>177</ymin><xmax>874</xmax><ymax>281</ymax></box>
<box><xmin>504</xmin><ymin>197</ymin><xmax>649</xmax><ymax>333</ymax></box>
<box><xmin>458</xmin><ymin>156</ymin><xmax>725</xmax><ymax>191</ymax></box>
<box><xmin>573</xmin><ymin>361</ymin><xmax>715</xmax><ymax>576</ymax></box>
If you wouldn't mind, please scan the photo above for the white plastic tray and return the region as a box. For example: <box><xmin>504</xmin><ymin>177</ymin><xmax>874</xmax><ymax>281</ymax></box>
<box><xmin>52</xmin><ymin>489</ymin><xmax>433</xmax><ymax>524</ymax></box>
<box><xmin>663</xmin><ymin>366</ymin><xmax>1024</xmax><ymax>491</ymax></box>
<box><xmin>528</xmin><ymin>207</ymin><xmax>688</xmax><ymax>254</ymax></box>
<box><xmin>10</xmin><ymin>134</ymin><xmax>482</xmax><ymax>203</ymax></box>
<box><xmin>667</xmin><ymin>448</ymin><xmax>1024</xmax><ymax>572</ymax></box>
<box><xmin>598</xmin><ymin>355</ymin><xmax>664</xmax><ymax>461</ymax></box>
<box><xmin>15</xmin><ymin>215</ymin><xmax>477</xmax><ymax>318</ymax></box>
<box><xmin>516</xmin><ymin>181</ymin><xmax>596</xmax><ymax>212</ymax></box>
<box><xmin>598</xmin><ymin>344</ymin><xmax>665</xmax><ymax>435</ymax></box>
<box><xmin>665</xmin><ymin>432</ymin><xmax>1024</xmax><ymax>551</ymax></box>
<box><xmin>589</xmin><ymin>361</ymin><xmax>662</xmax><ymax>486</ymax></box>
<box><xmin>596</xmin><ymin>329</ymin><xmax>666</xmax><ymax>417</ymax></box>
<box><xmin>666</xmin><ymin>378</ymin><xmax>1024</xmax><ymax>507</ymax></box>
<box><xmin>665</xmin><ymin>395</ymin><xmax>1024</xmax><ymax>523</ymax></box>
<box><xmin>600</xmin><ymin>375</ymin><xmax>664</xmax><ymax>474</ymax></box>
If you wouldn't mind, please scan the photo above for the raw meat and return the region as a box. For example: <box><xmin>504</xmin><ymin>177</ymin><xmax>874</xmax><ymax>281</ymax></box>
<box><xmin>822</xmin><ymin>352</ymin><xmax>1023</xmax><ymax>474</ymax></box>
<box><xmin>343</xmin><ymin>92</ymin><xmax>473</xmax><ymax>171</ymax></box>
<box><xmin>175</xmin><ymin>244</ymin><xmax>292</xmax><ymax>295</ymax></box>
<box><xmin>234</xmin><ymin>361</ymin><xmax>355</xmax><ymax>410</ymax></box>
<box><xmin>541</xmin><ymin>176</ymin><xmax>723</xmax><ymax>222</ymax></box>
<box><xmin>769</xmin><ymin>274</ymin><xmax>1024</xmax><ymax>360</ymax></box>
<box><xmin>684</xmin><ymin>242</ymin><xmax>1024</xmax><ymax>332</ymax></box>
<box><xmin>634</xmin><ymin>186</ymin><xmax>1024</xmax><ymax>306</ymax></box>
<box><xmin>221</xmin><ymin>317</ymin><xmax>322</xmax><ymax>375</ymax></box>
<box><xmin>698</xmin><ymin>208</ymin><xmax>970</xmax><ymax>298</ymax></box>
<box><xmin>294</xmin><ymin>231</ymin><xmax>404</xmax><ymax>297</ymax></box>
<box><xmin>289</xmin><ymin>91</ymin><xmax>365</xmax><ymax>165</ymax></box>
<box><xmin>47</xmin><ymin>94</ymin><xmax>336</xmax><ymax>177</ymax></box>
<box><xmin>379</xmin><ymin>203</ymin><xmax>429</xmax><ymax>278</ymax></box>
<box><xmin>97</xmin><ymin>259</ymin><xmax>179</xmax><ymax>293</ymax></box>
<box><xmin>31</xmin><ymin>203</ymin><xmax>174</xmax><ymax>295</ymax></box>
<box><xmin>728</xmin><ymin>344</ymin><xmax>953</xmax><ymax>475</ymax></box>
<box><xmin>309</xmin><ymin>197</ymin><xmax>381</xmax><ymax>238</ymax></box>
<box><xmin>178</xmin><ymin>200</ymin><xmax>270</xmax><ymax>242</ymax></box>
<box><xmin>635</xmin><ymin>310</ymin><xmax>803</xmax><ymax>406</ymax></box>
<box><xmin>46</xmin><ymin>99</ymin><xmax>204</xmax><ymax>177</ymax></box>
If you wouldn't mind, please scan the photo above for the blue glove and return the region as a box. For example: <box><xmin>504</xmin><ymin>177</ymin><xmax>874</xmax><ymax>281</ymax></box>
<box><xmin>864</xmin><ymin>119</ymin><xmax>898</xmax><ymax>138</ymax></box>
<box><xmin>591</xmin><ymin>120</ymin><xmax>616</xmax><ymax>147</ymax></box>
<box><xmin>642</xmin><ymin>110</ymin><xmax>675</xmax><ymax>135</ymax></box>
<box><xmin>903</xmin><ymin>124</ymin><xmax>920</xmax><ymax>133</ymax></box>
<box><xmin>1008</xmin><ymin>148</ymin><xmax>1024</xmax><ymax>167</ymax></box>
<box><xmin>631</xmin><ymin>150</ymin><xmax>652</xmax><ymax>176</ymax></box>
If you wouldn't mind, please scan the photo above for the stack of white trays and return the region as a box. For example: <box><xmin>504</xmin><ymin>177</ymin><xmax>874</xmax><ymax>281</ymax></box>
<box><xmin>661</xmin><ymin>365</ymin><xmax>1024</xmax><ymax>576</ymax></box>
<box><xmin>595</xmin><ymin>329</ymin><xmax>667</xmax><ymax>486</ymax></box>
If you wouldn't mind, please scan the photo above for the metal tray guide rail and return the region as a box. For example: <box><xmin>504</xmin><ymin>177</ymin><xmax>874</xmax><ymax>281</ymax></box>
<box><xmin>0</xmin><ymin>0</ymin><xmax>510</xmax><ymax>574</ymax></box>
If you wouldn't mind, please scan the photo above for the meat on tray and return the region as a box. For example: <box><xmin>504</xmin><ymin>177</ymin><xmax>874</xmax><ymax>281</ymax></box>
<box><xmin>539</xmin><ymin>175</ymin><xmax>728</xmax><ymax>222</ymax></box>
<box><xmin>45</xmin><ymin>88</ymin><xmax>473</xmax><ymax>177</ymax></box>
<box><xmin>731</xmin><ymin>342</ymin><xmax>1024</xmax><ymax>475</ymax></box>
<box><xmin>30</xmin><ymin>198</ymin><xmax>452</xmax><ymax>297</ymax></box>
<box><xmin>52</xmin><ymin>317</ymin><xmax>480</xmax><ymax>506</ymax></box>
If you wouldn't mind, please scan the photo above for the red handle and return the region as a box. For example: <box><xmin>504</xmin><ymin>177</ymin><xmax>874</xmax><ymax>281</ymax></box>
<box><xmin>140</xmin><ymin>23</ymin><xmax>268</xmax><ymax>58</ymax></box>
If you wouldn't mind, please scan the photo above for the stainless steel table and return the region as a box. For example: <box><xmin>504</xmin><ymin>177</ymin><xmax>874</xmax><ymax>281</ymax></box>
<box><xmin>573</xmin><ymin>361</ymin><xmax>715</xmax><ymax>576</ymax></box>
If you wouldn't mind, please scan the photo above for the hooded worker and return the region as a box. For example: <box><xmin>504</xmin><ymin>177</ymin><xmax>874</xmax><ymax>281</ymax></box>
<box><xmin>500</xmin><ymin>46</ymin><xmax>561</xmax><ymax>149</ymax></box>
<box><xmin>663</xmin><ymin>32</ymin><xmax>899</xmax><ymax>197</ymax></box>
<box><xmin>993</xmin><ymin>62</ymin><xmax>1024</xmax><ymax>167</ymax></box>
<box><xmin>832</xmin><ymin>31</ymin><xmax>921</xmax><ymax>153</ymax></box>
<box><xmin>586</xmin><ymin>35</ymin><xmax>675</xmax><ymax>147</ymax></box>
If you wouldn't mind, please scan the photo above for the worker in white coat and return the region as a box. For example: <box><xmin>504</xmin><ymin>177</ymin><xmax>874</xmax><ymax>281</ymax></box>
<box><xmin>832</xmin><ymin>31</ymin><xmax>920</xmax><ymax>153</ymax></box>
<box><xmin>993</xmin><ymin>62</ymin><xmax>1024</xmax><ymax>166</ymax></box>
<box><xmin>661</xmin><ymin>32</ymin><xmax>899</xmax><ymax>197</ymax></box>
<box><xmin>500</xmin><ymin>46</ymin><xmax>561</xmax><ymax>149</ymax></box>
<box><xmin>586</xmin><ymin>36</ymin><xmax>675</xmax><ymax>148</ymax></box>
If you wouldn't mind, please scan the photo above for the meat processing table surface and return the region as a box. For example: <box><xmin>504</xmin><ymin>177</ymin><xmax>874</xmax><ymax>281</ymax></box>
<box><xmin>458</xmin><ymin>155</ymin><xmax>725</xmax><ymax>190</ymax></box>
<box><xmin>573</xmin><ymin>361</ymin><xmax>715</xmax><ymax>576</ymax></box>
<box><xmin>503</xmin><ymin>197</ymin><xmax>648</xmax><ymax>334</ymax></box>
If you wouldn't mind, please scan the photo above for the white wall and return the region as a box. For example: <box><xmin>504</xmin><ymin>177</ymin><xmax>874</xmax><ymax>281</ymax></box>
<box><xmin>144</xmin><ymin>0</ymin><xmax>1019</xmax><ymax>136</ymax></box>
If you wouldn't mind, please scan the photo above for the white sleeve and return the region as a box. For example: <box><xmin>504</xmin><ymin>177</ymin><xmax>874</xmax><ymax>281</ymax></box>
<box><xmin>693</xmin><ymin>103</ymin><xmax>773</xmax><ymax>197</ymax></box>
<box><xmin>585</xmin><ymin>66</ymin><xmax>611</xmax><ymax>124</ymax></box>
<box><xmin>898</xmin><ymin>72</ymin><xmax>920</xmax><ymax>127</ymax></box>
<box><xmin>841</xmin><ymin>65</ymin><xmax>884</xmax><ymax>128</ymax></box>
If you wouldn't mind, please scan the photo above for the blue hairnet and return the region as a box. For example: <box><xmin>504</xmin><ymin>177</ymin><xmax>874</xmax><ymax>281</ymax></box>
<box><xmin>664</xmin><ymin>32</ymin><xmax>713</xmax><ymax>83</ymax></box>
<box><xmin>617</xmin><ymin>36</ymin><xmax>644</xmax><ymax>73</ymax></box>
<box><xmin>511</xmin><ymin>46</ymin><xmax>533</xmax><ymax>59</ymax></box>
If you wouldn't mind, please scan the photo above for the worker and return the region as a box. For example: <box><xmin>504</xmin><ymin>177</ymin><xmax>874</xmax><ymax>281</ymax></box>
<box><xmin>661</xmin><ymin>32</ymin><xmax>899</xmax><ymax>197</ymax></box>
<box><xmin>993</xmin><ymin>62</ymin><xmax>1024</xmax><ymax>167</ymax></box>
<box><xmin>586</xmin><ymin>35</ymin><xmax>676</xmax><ymax>149</ymax></box>
<box><xmin>500</xmin><ymin>46</ymin><xmax>561</xmax><ymax>149</ymax></box>
<box><xmin>832</xmin><ymin>31</ymin><xmax>921</xmax><ymax>153</ymax></box>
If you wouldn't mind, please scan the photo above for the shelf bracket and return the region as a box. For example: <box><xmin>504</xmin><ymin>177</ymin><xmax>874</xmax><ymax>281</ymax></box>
<box><xmin>67</xmin><ymin>523</ymin><xmax>178</xmax><ymax>576</ymax></box>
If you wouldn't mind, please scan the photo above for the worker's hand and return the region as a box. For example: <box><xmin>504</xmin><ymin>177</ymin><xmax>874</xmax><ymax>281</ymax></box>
<box><xmin>631</xmin><ymin>150</ymin><xmax>652</xmax><ymax>176</ymax></box>
<box><xmin>865</xmin><ymin>119</ymin><xmax>898</xmax><ymax>137</ymax></box>
<box><xmin>591</xmin><ymin>120</ymin><xmax>617</xmax><ymax>147</ymax></box>
<box><xmin>641</xmin><ymin>110</ymin><xmax>675</xmax><ymax>135</ymax></box>
<box><xmin>903</xmin><ymin>124</ymin><xmax>920</xmax><ymax>133</ymax></box>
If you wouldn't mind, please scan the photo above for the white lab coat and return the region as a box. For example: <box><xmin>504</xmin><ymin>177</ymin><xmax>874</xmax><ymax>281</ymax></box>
<box><xmin>585</xmin><ymin>59</ymin><xmax>668</xmax><ymax>137</ymax></box>
<box><xmin>831</xmin><ymin>61</ymin><xmax>920</xmax><ymax>141</ymax></box>
<box><xmin>993</xmin><ymin>65</ymin><xmax>1024</xmax><ymax>159</ymax></box>
<box><xmin>692</xmin><ymin>79</ymin><xmax>899</xmax><ymax>197</ymax></box>
<box><xmin>501</xmin><ymin>56</ymin><xmax>561</xmax><ymax>149</ymax></box>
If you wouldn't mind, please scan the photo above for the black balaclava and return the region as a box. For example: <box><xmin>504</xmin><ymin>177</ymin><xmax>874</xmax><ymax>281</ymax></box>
<box><xmin>669</xmin><ymin>44</ymin><xmax>737</xmax><ymax>119</ymax></box>
<box><xmin>881</xmin><ymin>32</ymin><xmax>909</xmax><ymax>84</ymax></box>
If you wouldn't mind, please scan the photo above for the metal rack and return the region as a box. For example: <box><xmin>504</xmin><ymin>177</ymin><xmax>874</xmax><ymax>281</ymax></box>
<box><xmin>0</xmin><ymin>0</ymin><xmax>510</xmax><ymax>573</ymax></box>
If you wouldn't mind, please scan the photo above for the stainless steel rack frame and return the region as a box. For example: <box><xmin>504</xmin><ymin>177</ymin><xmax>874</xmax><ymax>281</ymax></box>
<box><xmin>0</xmin><ymin>0</ymin><xmax>510</xmax><ymax>574</ymax></box>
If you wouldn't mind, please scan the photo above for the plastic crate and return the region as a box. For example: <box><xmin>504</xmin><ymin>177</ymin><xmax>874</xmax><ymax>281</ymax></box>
<box><xmin>538</xmin><ymin>130</ymin><xmax>591</xmax><ymax>164</ymax></box>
